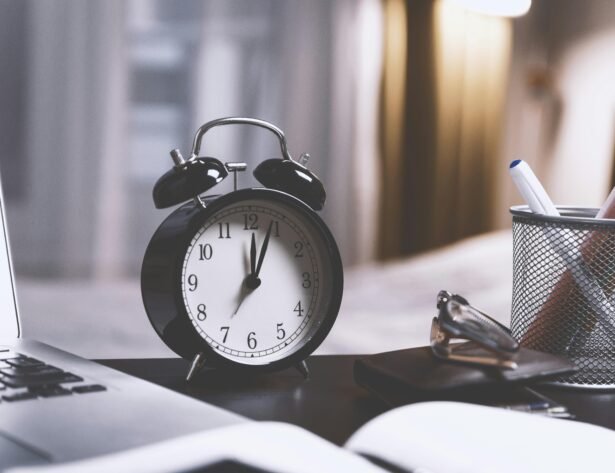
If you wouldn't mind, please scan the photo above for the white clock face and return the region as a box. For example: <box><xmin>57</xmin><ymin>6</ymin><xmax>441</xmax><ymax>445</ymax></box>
<box><xmin>181</xmin><ymin>197</ymin><xmax>335</xmax><ymax>365</ymax></box>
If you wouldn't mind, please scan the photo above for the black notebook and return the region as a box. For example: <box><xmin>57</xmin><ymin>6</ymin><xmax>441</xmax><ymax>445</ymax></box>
<box><xmin>354</xmin><ymin>344</ymin><xmax>577</xmax><ymax>407</ymax></box>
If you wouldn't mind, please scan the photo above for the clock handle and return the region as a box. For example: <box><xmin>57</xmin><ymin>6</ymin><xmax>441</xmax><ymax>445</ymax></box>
<box><xmin>186</xmin><ymin>116</ymin><xmax>326</xmax><ymax>211</ymax></box>
<box><xmin>190</xmin><ymin>117</ymin><xmax>293</xmax><ymax>161</ymax></box>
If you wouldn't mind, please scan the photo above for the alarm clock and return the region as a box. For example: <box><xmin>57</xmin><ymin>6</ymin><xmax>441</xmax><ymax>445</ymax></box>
<box><xmin>141</xmin><ymin>117</ymin><xmax>343</xmax><ymax>381</ymax></box>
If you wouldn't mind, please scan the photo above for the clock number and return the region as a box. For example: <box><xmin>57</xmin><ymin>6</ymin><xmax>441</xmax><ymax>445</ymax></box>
<box><xmin>187</xmin><ymin>274</ymin><xmax>198</xmax><ymax>292</ymax></box>
<box><xmin>197</xmin><ymin>304</ymin><xmax>207</xmax><ymax>321</ymax></box>
<box><xmin>198</xmin><ymin>244</ymin><xmax>213</xmax><ymax>260</ymax></box>
<box><xmin>302</xmin><ymin>272</ymin><xmax>311</xmax><ymax>289</ymax></box>
<box><xmin>276</xmin><ymin>323</ymin><xmax>286</xmax><ymax>340</ymax></box>
<box><xmin>247</xmin><ymin>332</ymin><xmax>257</xmax><ymax>349</ymax></box>
<box><xmin>243</xmin><ymin>213</ymin><xmax>258</xmax><ymax>230</ymax></box>
<box><xmin>293</xmin><ymin>301</ymin><xmax>304</xmax><ymax>317</ymax></box>
<box><xmin>272</xmin><ymin>221</ymin><xmax>280</xmax><ymax>237</ymax></box>
<box><xmin>218</xmin><ymin>222</ymin><xmax>231</xmax><ymax>239</ymax></box>
<box><xmin>294</xmin><ymin>241</ymin><xmax>304</xmax><ymax>258</ymax></box>
<box><xmin>220</xmin><ymin>326</ymin><xmax>229</xmax><ymax>343</ymax></box>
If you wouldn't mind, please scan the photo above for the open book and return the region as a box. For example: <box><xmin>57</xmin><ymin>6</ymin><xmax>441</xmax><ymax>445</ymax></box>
<box><xmin>9</xmin><ymin>401</ymin><xmax>614</xmax><ymax>473</ymax></box>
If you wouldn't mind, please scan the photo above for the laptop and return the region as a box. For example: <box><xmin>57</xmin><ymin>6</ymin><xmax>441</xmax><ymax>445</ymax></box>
<box><xmin>0</xmin><ymin>179</ymin><xmax>245</xmax><ymax>470</ymax></box>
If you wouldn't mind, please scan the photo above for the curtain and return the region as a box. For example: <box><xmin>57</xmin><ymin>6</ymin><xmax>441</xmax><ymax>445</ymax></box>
<box><xmin>328</xmin><ymin>0</ymin><xmax>383</xmax><ymax>265</ymax></box>
<box><xmin>7</xmin><ymin>0</ymin><xmax>128</xmax><ymax>278</ymax></box>
<box><xmin>378</xmin><ymin>0</ymin><xmax>511</xmax><ymax>259</ymax></box>
<box><xmin>3</xmin><ymin>0</ymin><xmax>383</xmax><ymax>279</ymax></box>
<box><xmin>190</xmin><ymin>0</ymin><xmax>383</xmax><ymax>266</ymax></box>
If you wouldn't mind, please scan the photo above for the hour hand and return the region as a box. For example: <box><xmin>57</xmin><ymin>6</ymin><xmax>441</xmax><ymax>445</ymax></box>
<box><xmin>244</xmin><ymin>232</ymin><xmax>262</xmax><ymax>291</ymax></box>
<box><xmin>250</xmin><ymin>232</ymin><xmax>256</xmax><ymax>276</ymax></box>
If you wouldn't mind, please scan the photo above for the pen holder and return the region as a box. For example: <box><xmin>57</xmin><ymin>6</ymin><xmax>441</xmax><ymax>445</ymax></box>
<box><xmin>510</xmin><ymin>205</ymin><xmax>615</xmax><ymax>388</ymax></box>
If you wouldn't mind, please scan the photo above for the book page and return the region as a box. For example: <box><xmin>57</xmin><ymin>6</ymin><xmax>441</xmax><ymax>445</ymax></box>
<box><xmin>345</xmin><ymin>401</ymin><xmax>615</xmax><ymax>473</ymax></box>
<box><xmin>8</xmin><ymin>422</ymin><xmax>386</xmax><ymax>473</ymax></box>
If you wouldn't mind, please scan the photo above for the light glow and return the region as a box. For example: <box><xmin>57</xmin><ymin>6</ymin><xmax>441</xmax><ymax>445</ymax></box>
<box><xmin>446</xmin><ymin>0</ymin><xmax>531</xmax><ymax>17</ymax></box>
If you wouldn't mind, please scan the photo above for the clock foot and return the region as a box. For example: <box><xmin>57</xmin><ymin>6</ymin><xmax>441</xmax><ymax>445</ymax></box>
<box><xmin>186</xmin><ymin>352</ymin><xmax>207</xmax><ymax>382</ymax></box>
<box><xmin>295</xmin><ymin>360</ymin><xmax>309</xmax><ymax>379</ymax></box>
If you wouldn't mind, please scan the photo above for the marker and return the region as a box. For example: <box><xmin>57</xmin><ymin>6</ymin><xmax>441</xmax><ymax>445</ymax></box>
<box><xmin>509</xmin><ymin>160</ymin><xmax>559</xmax><ymax>216</ymax></box>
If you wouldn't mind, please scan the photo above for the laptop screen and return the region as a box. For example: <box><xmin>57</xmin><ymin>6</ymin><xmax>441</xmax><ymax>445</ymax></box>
<box><xmin>0</xmin><ymin>179</ymin><xmax>20</xmax><ymax>338</ymax></box>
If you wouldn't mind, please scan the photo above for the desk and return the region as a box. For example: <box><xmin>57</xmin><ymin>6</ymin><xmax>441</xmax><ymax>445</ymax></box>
<box><xmin>99</xmin><ymin>355</ymin><xmax>615</xmax><ymax>446</ymax></box>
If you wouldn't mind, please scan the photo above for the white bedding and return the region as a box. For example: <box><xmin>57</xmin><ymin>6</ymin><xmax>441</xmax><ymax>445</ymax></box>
<box><xmin>15</xmin><ymin>231</ymin><xmax>513</xmax><ymax>359</ymax></box>
<box><xmin>321</xmin><ymin>230</ymin><xmax>513</xmax><ymax>354</ymax></box>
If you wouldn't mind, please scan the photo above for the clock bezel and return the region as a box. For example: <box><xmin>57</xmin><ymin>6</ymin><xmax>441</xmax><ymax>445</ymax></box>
<box><xmin>141</xmin><ymin>187</ymin><xmax>344</xmax><ymax>372</ymax></box>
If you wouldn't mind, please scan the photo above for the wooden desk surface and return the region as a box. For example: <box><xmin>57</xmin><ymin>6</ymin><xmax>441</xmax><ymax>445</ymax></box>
<box><xmin>99</xmin><ymin>356</ymin><xmax>387</xmax><ymax>446</ymax></box>
<box><xmin>99</xmin><ymin>355</ymin><xmax>615</xmax><ymax>446</ymax></box>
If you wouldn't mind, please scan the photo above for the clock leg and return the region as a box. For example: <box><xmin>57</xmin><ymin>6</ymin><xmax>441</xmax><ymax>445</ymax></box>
<box><xmin>186</xmin><ymin>352</ymin><xmax>207</xmax><ymax>382</ymax></box>
<box><xmin>295</xmin><ymin>360</ymin><xmax>310</xmax><ymax>379</ymax></box>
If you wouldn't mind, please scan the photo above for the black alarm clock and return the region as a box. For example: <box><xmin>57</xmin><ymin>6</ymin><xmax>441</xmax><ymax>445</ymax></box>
<box><xmin>141</xmin><ymin>117</ymin><xmax>343</xmax><ymax>381</ymax></box>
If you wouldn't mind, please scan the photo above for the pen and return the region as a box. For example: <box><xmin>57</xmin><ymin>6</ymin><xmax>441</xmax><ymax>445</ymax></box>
<box><xmin>500</xmin><ymin>406</ymin><xmax>574</xmax><ymax>419</ymax></box>
<box><xmin>498</xmin><ymin>389</ymin><xmax>573</xmax><ymax>418</ymax></box>
<box><xmin>540</xmin><ymin>185</ymin><xmax>615</xmax><ymax>352</ymax></box>
<box><xmin>501</xmin><ymin>401</ymin><xmax>549</xmax><ymax>411</ymax></box>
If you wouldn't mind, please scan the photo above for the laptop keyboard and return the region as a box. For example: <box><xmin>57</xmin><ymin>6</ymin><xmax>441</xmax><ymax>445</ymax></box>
<box><xmin>0</xmin><ymin>347</ymin><xmax>106</xmax><ymax>403</ymax></box>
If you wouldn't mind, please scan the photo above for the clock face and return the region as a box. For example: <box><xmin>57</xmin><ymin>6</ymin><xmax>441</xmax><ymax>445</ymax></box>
<box><xmin>181</xmin><ymin>196</ymin><xmax>338</xmax><ymax>365</ymax></box>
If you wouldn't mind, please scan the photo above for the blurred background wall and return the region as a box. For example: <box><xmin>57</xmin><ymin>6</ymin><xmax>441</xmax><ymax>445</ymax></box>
<box><xmin>0</xmin><ymin>0</ymin><xmax>614</xmax><ymax>357</ymax></box>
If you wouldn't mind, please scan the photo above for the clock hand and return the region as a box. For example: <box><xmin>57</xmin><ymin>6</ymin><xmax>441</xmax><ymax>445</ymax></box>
<box><xmin>254</xmin><ymin>220</ymin><xmax>274</xmax><ymax>278</ymax></box>
<box><xmin>233</xmin><ymin>282</ymin><xmax>252</xmax><ymax>316</ymax></box>
<box><xmin>250</xmin><ymin>232</ymin><xmax>257</xmax><ymax>277</ymax></box>
<box><xmin>244</xmin><ymin>232</ymin><xmax>262</xmax><ymax>291</ymax></box>
<box><xmin>242</xmin><ymin>221</ymin><xmax>273</xmax><ymax>293</ymax></box>
<box><xmin>234</xmin><ymin>239</ymin><xmax>255</xmax><ymax>315</ymax></box>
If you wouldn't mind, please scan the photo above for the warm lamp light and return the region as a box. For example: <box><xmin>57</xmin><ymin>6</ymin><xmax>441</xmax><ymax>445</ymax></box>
<box><xmin>446</xmin><ymin>0</ymin><xmax>531</xmax><ymax>17</ymax></box>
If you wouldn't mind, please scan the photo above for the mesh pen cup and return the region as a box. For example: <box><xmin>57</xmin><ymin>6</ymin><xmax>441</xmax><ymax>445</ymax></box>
<box><xmin>510</xmin><ymin>206</ymin><xmax>615</xmax><ymax>388</ymax></box>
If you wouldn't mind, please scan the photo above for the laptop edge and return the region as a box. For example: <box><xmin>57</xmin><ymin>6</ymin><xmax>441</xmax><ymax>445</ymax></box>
<box><xmin>0</xmin><ymin>171</ymin><xmax>245</xmax><ymax>470</ymax></box>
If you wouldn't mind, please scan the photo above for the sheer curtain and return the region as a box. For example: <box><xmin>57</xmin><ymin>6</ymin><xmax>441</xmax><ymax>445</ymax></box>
<box><xmin>5</xmin><ymin>0</ymin><xmax>127</xmax><ymax>278</ymax></box>
<box><xmin>189</xmin><ymin>0</ymin><xmax>382</xmax><ymax>265</ymax></box>
<box><xmin>4</xmin><ymin>0</ymin><xmax>383</xmax><ymax>281</ymax></box>
<box><xmin>328</xmin><ymin>0</ymin><xmax>383</xmax><ymax>265</ymax></box>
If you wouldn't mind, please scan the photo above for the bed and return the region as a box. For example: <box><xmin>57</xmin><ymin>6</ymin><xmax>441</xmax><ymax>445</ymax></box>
<box><xmin>16</xmin><ymin>230</ymin><xmax>513</xmax><ymax>359</ymax></box>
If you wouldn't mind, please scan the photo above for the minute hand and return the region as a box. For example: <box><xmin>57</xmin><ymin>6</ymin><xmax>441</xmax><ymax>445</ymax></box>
<box><xmin>254</xmin><ymin>221</ymin><xmax>274</xmax><ymax>278</ymax></box>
